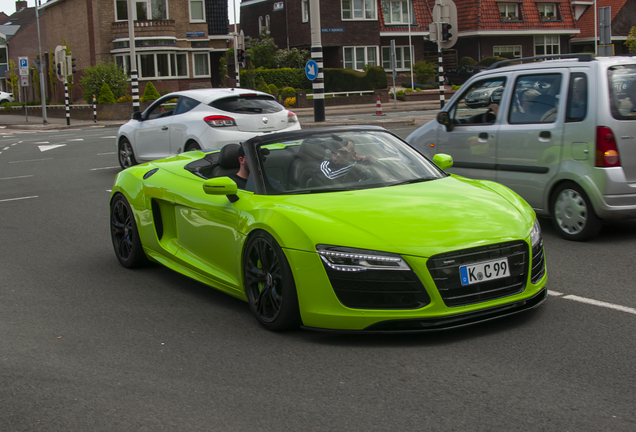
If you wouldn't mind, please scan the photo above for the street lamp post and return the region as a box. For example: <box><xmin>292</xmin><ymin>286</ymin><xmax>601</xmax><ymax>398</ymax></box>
<box><xmin>35</xmin><ymin>0</ymin><xmax>47</xmax><ymax>125</ymax></box>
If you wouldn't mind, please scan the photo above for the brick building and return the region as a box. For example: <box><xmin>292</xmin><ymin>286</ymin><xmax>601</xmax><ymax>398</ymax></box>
<box><xmin>40</xmin><ymin>0</ymin><xmax>231</xmax><ymax>102</ymax></box>
<box><xmin>240</xmin><ymin>0</ymin><xmax>581</xmax><ymax>73</ymax></box>
<box><xmin>570</xmin><ymin>0</ymin><xmax>636</xmax><ymax>54</ymax></box>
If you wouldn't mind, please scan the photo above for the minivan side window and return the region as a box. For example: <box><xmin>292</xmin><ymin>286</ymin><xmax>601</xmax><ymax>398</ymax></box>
<box><xmin>566</xmin><ymin>73</ymin><xmax>587</xmax><ymax>122</ymax></box>
<box><xmin>509</xmin><ymin>74</ymin><xmax>562</xmax><ymax>124</ymax></box>
<box><xmin>449</xmin><ymin>77</ymin><xmax>506</xmax><ymax>126</ymax></box>
<box><xmin>608</xmin><ymin>65</ymin><xmax>636</xmax><ymax>120</ymax></box>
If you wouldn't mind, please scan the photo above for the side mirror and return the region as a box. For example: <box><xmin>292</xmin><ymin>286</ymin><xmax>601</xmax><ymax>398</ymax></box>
<box><xmin>433</xmin><ymin>153</ymin><xmax>453</xmax><ymax>171</ymax></box>
<box><xmin>437</xmin><ymin>111</ymin><xmax>453</xmax><ymax>132</ymax></box>
<box><xmin>203</xmin><ymin>177</ymin><xmax>239</xmax><ymax>202</ymax></box>
<box><xmin>131</xmin><ymin>111</ymin><xmax>142</xmax><ymax>121</ymax></box>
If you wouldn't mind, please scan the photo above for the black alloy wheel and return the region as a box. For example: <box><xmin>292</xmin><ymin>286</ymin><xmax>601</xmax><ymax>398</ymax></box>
<box><xmin>111</xmin><ymin>194</ymin><xmax>148</xmax><ymax>268</ymax></box>
<box><xmin>243</xmin><ymin>231</ymin><xmax>300</xmax><ymax>331</ymax></box>
<box><xmin>118</xmin><ymin>138</ymin><xmax>138</xmax><ymax>170</ymax></box>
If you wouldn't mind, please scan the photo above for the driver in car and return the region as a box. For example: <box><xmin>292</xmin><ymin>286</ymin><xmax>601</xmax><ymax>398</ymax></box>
<box><xmin>311</xmin><ymin>139</ymin><xmax>376</xmax><ymax>186</ymax></box>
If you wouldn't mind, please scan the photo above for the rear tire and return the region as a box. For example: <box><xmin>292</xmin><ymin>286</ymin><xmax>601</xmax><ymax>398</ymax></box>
<box><xmin>0</xmin><ymin>99</ymin><xmax>8</xmax><ymax>104</ymax></box>
<box><xmin>118</xmin><ymin>137</ymin><xmax>138</xmax><ymax>170</ymax></box>
<box><xmin>184</xmin><ymin>141</ymin><xmax>201</xmax><ymax>152</ymax></box>
<box><xmin>550</xmin><ymin>182</ymin><xmax>602</xmax><ymax>241</ymax></box>
<box><xmin>110</xmin><ymin>194</ymin><xmax>148</xmax><ymax>268</ymax></box>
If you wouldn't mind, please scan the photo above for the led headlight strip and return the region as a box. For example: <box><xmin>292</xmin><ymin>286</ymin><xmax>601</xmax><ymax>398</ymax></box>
<box><xmin>316</xmin><ymin>245</ymin><xmax>411</xmax><ymax>272</ymax></box>
<box><xmin>530</xmin><ymin>218</ymin><xmax>542</xmax><ymax>247</ymax></box>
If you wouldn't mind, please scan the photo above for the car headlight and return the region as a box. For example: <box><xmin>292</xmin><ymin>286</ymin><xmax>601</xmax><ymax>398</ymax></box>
<box><xmin>530</xmin><ymin>219</ymin><xmax>542</xmax><ymax>247</ymax></box>
<box><xmin>316</xmin><ymin>245</ymin><xmax>410</xmax><ymax>272</ymax></box>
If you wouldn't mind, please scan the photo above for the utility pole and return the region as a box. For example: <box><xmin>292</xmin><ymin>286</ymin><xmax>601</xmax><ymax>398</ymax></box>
<box><xmin>431</xmin><ymin>0</ymin><xmax>457</xmax><ymax>108</ymax></box>
<box><xmin>233</xmin><ymin>0</ymin><xmax>240</xmax><ymax>87</ymax></box>
<box><xmin>127</xmin><ymin>0</ymin><xmax>139</xmax><ymax>112</ymax></box>
<box><xmin>309</xmin><ymin>0</ymin><xmax>325</xmax><ymax>122</ymax></box>
<box><xmin>35</xmin><ymin>0</ymin><xmax>47</xmax><ymax>124</ymax></box>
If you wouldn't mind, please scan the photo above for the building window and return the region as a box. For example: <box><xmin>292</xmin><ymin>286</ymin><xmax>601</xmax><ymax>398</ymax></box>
<box><xmin>171</xmin><ymin>53</ymin><xmax>188</xmax><ymax>76</ymax></box>
<box><xmin>493</xmin><ymin>45</ymin><xmax>522</xmax><ymax>58</ymax></box>
<box><xmin>344</xmin><ymin>46</ymin><xmax>378</xmax><ymax>70</ymax></box>
<box><xmin>342</xmin><ymin>0</ymin><xmax>376</xmax><ymax>20</ymax></box>
<box><xmin>156</xmin><ymin>53</ymin><xmax>169</xmax><ymax>77</ymax></box>
<box><xmin>382</xmin><ymin>46</ymin><xmax>411</xmax><ymax>70</ymax></box>
<box><xmin>301</xmin><ymin>0</ymin><xmax>308</xmax><ymax>22</ymax></box>
<box><xmin>135</xmin><ymin>0</ymin><xmax>149</xmax><ymax>20</ymax></box>
<box><xmin>116</xmin><ymin>0</ymin><xmax>128</xmax><ymax>20</ymax></box>
<box><xmin>150</xmin><ymin>0</ymin><xmax>168</xmax><ymax>20</ymax></box>
<box><xmin>193</xmin><ymin>52</ymin><xmax>210</xmax><ymax>76</ymax></box>
<box><xmin>538</xmin><ymin>3</ymin><xmax>558</xmax><ymax>20</ymax></box>
<box><xmin>535</xmin><ymin>35</ymin><xmax>560</xmax><ymax>55</ymax></box>
<box><xmin>381</xmin><ymin>1</ymin><xmax>410</xmax><ymax>25</ymax></box>
<box><xmin>115</xmin><ymin>52</ymin><xmax>188</xmax><ymax>78</ymax></box>
<box><xmin>189</xmin><ymin>0</ymin><xmax>205</xmax><ymax>21</ymax></box>
<box><xmin>499</xmin><ymin>3</ymin><xmax>519</xmax><ymax>20</ymax></box>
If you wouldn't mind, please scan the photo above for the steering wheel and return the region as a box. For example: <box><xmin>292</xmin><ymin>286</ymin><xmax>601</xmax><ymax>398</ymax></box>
<box><xmin>343</xmin><ymin>163</ymin><xmax>371</xmax><ymax>183</ymax></box>
<box><xmin>481</xmin><ymin>109</ymin><xmax>497</xmax><ymax>124</ymax></box>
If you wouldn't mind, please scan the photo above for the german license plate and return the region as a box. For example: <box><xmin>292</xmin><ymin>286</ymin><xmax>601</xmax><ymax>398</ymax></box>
<box><xmin>460</xmin><ymin>258</ymin><xmax>510</xmax><ymax>286</ymax></box>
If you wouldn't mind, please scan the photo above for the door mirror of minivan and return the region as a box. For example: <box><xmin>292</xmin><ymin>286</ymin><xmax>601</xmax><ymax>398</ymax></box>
<box><xmin>433</xmin><ymin>153</ymin><xmax>453</xmax><ymax>171</ymax></box>
<box><xmin>131</xmin><ymin>111</ymin><xmax>142</xmax><ymax>121</ymax></box>
<box><xmin>437</xmin><ymin>111</ymin><xmax>453</xmax><ymax>132</ymax></box>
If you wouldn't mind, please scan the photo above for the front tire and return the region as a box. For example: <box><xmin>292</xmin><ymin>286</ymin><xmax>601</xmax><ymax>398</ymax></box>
<box><xmin>111</xmin><ymin>194</ymin><xmax>148</xmax><ymax>268</ymax></box>
<box><xmin>243</xmin><ymin>231</ymin><xmax>301</xmax><ymax>331</ymax></box>
<box><xmin>551</xmin><ymin>182</ymin><xmax>602</xmax><ymax>241</ymax></box>
<box><xmin>118</xmin><ymin>138</ymin><xmax>138</xmax><ymax>170</ymax></box>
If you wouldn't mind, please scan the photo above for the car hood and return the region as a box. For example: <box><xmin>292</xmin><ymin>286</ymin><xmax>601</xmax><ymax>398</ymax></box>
<box><xmin>259</xmin><ymin>176</ymin><xmax>535</xmax><ymax>258</ymax></box>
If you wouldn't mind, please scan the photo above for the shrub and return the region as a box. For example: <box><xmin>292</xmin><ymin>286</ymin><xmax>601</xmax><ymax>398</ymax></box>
<box><xmin>97</xmin><ymin>82</ymin><xmax>117</xmax><ymax>104</ymax></box>
<box><xmin>405</xmin><ymin>88</ymin><xmax>414</xmax><ymax>93</ymax></box>
<box><xmin>268</xmin><ymin>83</ymin><xmax>279</xmax><ymax>97</ymax></box>
<box><xmin>460</xmin><ymin>56</ymin><xmax>477</xmax><ymax>66</ymax></box>
<box><xmin>274</xmin><ymin>48</ymin><xmax>311</xmax><ymax>69</ymax></box>
<box><xmin>323</xmin><ymin>66</ymin><xmax>387</xmax><ymax>92</ymax></box>
<box><xmin>80</xmin><ymin>61</ymin><xmax>129</xmax><ymax>104</ymax></box>
<box><xmin>117</xmin><ymin>94</ymin><xmax>132</xmax><ymax>103</ymax></box>
<box><xmin>284</xmin><ymin>97</ymin><xmax>296</xmax><ymax>107</ymax></box>
<box><xmin>280</xmin><ymin>86</ymin><xmax>296</xmax><ymax>100</ymax></box>
<box><xmin>256</xmin><ymin>77</ymin><xmax>270</xmax><ymax>93</ymax></box>
<box><xmin>412</xmin><ymin>61</ymin><xmax>436</xmax><ymax>85</ymax></box>
<box><xmin>140</xmin><ymin>82</ymin><xmax>160</xmax><ymax>102</ymax></box>
<box><xmin>396</xmin><ymin>90</ymin><xmax>405</xmax><ymax>101</ymax></box>
<box><xmin>476</xmin><ymin>56</ymin><xmax>508</xmax><ymax>67</ymax></box>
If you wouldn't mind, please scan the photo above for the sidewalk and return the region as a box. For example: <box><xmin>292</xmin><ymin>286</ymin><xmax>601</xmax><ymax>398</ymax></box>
<box><xmin>0</xmin><ymin>99</ymin><xmax>441</xmax><ymax>131</ymax></box>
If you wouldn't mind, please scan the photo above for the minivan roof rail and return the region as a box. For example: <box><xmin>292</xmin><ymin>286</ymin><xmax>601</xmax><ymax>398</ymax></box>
<box><xmin>487</xmin><ymin>53</ymin><xmax>595</xmax><ymax>70</ymax></box>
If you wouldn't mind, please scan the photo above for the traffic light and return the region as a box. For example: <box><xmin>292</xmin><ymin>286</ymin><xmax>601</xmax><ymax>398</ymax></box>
<box><xmin>67</xmin><ymin>55</ymin><xmax>77</xmax><ymax>75</ymax></box>
<box><xmin>54</xmin><ymin>45</ymin><xmax>67</xmax><ymax>82</ymax></box>
<box><xmin>237</xmin><ymin>49</ymin><xmax>245</xmax><ymax>62</ymax></box>
<box><xmin>441</xmin><ymin>23</ymin><xmax>452</xmax><ymax>41</ymax></box>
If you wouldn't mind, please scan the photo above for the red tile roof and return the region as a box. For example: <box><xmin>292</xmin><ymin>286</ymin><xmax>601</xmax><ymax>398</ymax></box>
<box><xmin>573</xmin><ymin>0</ymin><xmax>628</xmax><ymax>39</ymax></box>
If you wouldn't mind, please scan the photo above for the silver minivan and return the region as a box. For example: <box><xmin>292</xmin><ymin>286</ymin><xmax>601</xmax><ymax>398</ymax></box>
<box><xmin>407</xmin><ymin>54</ymin><xmax>636</xmax><ymax>241</ymax></box>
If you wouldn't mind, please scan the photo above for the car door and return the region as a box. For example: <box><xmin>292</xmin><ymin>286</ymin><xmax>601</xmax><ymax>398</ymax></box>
<box><xmin>134</xmin><ymin>96</ymin><xmax>180</xmax><ymax>160</ymax></box>
<box><xmin>495</xmin><ymin>71</ymin><xmax>566</xmax><ymax>210</ymax></box>
<box><xmin>437</xmin><ymin>75</ymin><xmax>509</xmax><ymax>181</ymax></box>
<box><xmin>168</xmin><ymin>96</ymin><xmax>201</xmax><ymax>153</ymax></box>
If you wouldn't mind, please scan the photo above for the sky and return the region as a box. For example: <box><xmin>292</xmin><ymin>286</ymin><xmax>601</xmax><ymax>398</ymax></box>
<box><xmin>0</xmin><ymin>0</ymin><xmax>241</xmax><ymax>24</ymax></box>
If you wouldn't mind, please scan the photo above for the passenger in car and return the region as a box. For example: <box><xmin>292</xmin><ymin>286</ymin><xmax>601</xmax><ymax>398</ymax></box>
<box><xmin>229</xmin><ymin>145</ymin><xmax>249</xmax><ymax>190</ymax></box>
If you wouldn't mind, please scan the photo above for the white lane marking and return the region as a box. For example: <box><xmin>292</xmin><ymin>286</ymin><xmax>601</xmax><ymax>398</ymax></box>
<box><xmin>11</xmin><ymin>143</ymin><xmax>17</xmax><ymax>146</ymax></box>
<box><xmin>38</xmin><ymin>144</ymin><xmax>66</xmax><ymax>152</ymax></box>
<box><xmin>562</xmin><ymin>295</ymin><xmax>636</xmax><ymax>316</ymax></box>
<box><xmin>2</xmin><ymin>147</ymin><xmax>8</xmax><ymax>150</ymax></box>
<box><xmin>0</xmin><ymin>195</ymin><xmax>38</xmax><ymax>203</ymax></box>
<box><xmin>90</xmin><ymin>166</ymin><xmax>119</xmax><ymax>171</ymax></box>
<box><xmin>68</xmin><ymin>139</ymin><xmax>84</xmax><ymax>141</ymax></box>
<box><xmin>35</xmin><ymin>141</ymin><xmax>50</xmax><ymax>144</ymax></box>
<box><xmin>548</xmin><ymin>290</ymin><xmax>563</xmax><ymax>296</ymax></box>
<box><xmin>102</xmin><ymin>136</ymin><xmax>117</xmax><ymax>139</ymax></box>
<box><xmin>98</xmin><ymin>152</ymin><xmax>116</xmax><ymax>155</ymax></box>
<box><xmin>9</xmin><ymin>158</ymin><xmax>53</xmax><ymax>163</ymax></box>
<box><xmin>106</xmin><ymin>189</ymin><xmax>112</xmax><ymax>192</ymax></box>
<box><xmin>0</xmin><ymin>175</ymin><xmax>34</xmax><ymax>180</ymax></box>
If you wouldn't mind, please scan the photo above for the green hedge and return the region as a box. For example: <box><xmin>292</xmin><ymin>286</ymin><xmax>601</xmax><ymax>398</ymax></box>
<box><xmin>239</xmin><ymin>66</ymin><xmax>387</xmax><ymax>93</ymax></box>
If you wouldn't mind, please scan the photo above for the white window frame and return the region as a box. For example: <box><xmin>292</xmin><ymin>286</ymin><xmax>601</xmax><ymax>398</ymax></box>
<box><xmin>189</xmin><ymin>0</ymin><xmax>205</xmax><ymax>22</ymax></box>
<box><xmin>192</xmin><ymin>52</ymin><xmax>210</xmax><ymax>77</ymax></box>
<box><xmin>301</xmin><ymin>0</ymin><xmax>309</xmax><ymax>22</ymax></box>
<box><xmin>381</xmin><ymin>0</ymin><xmax>410</xmax><ymax>25</ymax></box>
<box><xmin>266</xmin><ymin>15</ymin><xmax>270</xmax><ymax>33</ymax></box>
<box><xmin>259</xmin><ymin>16</ymin><xmax>263</xmax><ymax>34</ymax></box>
<box><xmin>493</xmin><ymin>45</ymin><xmax>522</xmax><ymax>58</ymax></box>
<box><xmin>342</xmin><ymin>0</ymin><xmax>377</xmax><ymax>20</ymax></box>
<box><xmin>343</xmin><ymin>46</ymin><xmax>379</xmax><ymax>70</ymax></box>
<box><xmin>499</xmin><ymin>3</ymin><xmax>519</xmax><ymax>20</ymax></box>
<box><xmin>538</xmin><ymin>3</ymin><xmax>558</xmax><ymax>20</ymax></box>
<box><xmin>115</xmin><ymin>52</ymin><xmax>189</xmax><ymax>79</ymax></box>
<box><xmin>534</xmin><ymin>35</ymin><xmax>560</xmax><ymax>56</ymax></box>
<box><xmin>381</xmin><ymin>45</ymin><xmax>412</xmax><ymax>70</ymax></box>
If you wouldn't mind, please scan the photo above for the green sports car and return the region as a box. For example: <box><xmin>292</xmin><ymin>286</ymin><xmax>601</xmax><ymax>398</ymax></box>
<box><xmin>110</xmin><ymin>126</ymin><xmax>547</xmax><ymax>332</ymax></box>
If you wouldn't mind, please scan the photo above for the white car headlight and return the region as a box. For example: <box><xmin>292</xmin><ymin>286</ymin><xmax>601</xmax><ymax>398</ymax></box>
<box><xmin>530</xmin><ymin>219</ymin><xmax>542</xmax><ymax>247</ymax></box>
<box><xmin>316</xmin><ymin>245</ymin><xmax>410</xmax><ymax>272</ymax></box>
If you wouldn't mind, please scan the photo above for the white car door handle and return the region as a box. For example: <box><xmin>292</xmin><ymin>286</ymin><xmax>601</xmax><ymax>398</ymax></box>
<box><xmin>162</xmin><ymin>126</ymin><xmax>169</xmax><ymax>131</ymax></box>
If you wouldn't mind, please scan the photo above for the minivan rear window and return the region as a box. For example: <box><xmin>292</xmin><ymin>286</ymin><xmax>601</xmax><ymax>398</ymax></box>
<box><xmin>608</xmin><ymin>65</ymin><xmax>636</xmax><ymax>120</ymax></box>
<box><xmin>211</xmin><ymin>95</ymin><xmax>283</xmax><ymax>114</ymax></box>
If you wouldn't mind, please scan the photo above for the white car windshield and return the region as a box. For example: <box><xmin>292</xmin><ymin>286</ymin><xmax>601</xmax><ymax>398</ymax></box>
<box><xmin>254</xmin><ymin>130</ymin><xmax>445</xmax><ymax>195</ymax></box>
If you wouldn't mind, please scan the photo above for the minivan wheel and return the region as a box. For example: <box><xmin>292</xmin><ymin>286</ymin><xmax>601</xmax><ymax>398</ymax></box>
<box><xmin>550</xmin><ymin>182</ymin><xmax>602</xmax><ymax>241</ymax></box>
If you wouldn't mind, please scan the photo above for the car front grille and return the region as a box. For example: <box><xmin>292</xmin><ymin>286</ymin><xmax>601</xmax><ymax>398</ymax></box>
<box><xmin>322</xmin><ymin>266</ymin><xmax>431</xmax><ymax>310</ymax></box>
<box><xmin>531</xmin><ymin>240</ymin><xmax>545</xmax><ymax>284</ymax></box>
<box><xmin>426</xmin><ymin>241</ymin><xmax>529</xmax><ymax>307</ymax></box>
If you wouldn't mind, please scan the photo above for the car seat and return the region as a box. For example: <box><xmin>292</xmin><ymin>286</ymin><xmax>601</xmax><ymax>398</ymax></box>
<box><xmin>289</xmin><ymin>139</ymin><xmax>326</xmax><ymax>188</ymax></box>
<box><xmin>211</xmin><ymin>144</ymin><xmax>240</xmax><ymax>177</ymax></box>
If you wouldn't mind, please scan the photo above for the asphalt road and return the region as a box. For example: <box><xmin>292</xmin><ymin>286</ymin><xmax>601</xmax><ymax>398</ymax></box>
<box><xmin>1</xmin><ymin>127</ymin><xmax>636</xmax><ymax>431</ymax></box>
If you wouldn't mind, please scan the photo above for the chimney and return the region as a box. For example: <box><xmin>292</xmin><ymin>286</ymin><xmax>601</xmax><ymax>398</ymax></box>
<box><xmin>15</xmin><ymin>1</ymin><xmax>27</xmax><ymax>11</ymax></box>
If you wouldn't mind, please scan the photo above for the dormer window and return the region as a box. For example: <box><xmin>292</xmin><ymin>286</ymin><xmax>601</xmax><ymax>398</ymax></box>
<box><xmin>499</xmin><ymin>3</ymin><xmax>519</xmax><ymax>21</ymax></box>
<box><xmin>538</xmin><ymin>3</ymin><xmax>558</xmax><ymax>20</ymax></box>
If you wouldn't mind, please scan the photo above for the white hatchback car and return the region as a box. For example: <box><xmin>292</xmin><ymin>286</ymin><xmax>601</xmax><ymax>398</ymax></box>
<box><xmin>0</xmin><ymin>91</ymin><xmax>14</xmax><ymax>104</ymax></box>
<box><xmin>117</xmin><ymin>88</ymin><xmax>300</xmax><ymax>169</ymax></box>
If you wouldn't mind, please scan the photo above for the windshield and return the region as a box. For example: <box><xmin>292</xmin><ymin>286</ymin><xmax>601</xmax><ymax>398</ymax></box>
<box><xmin>608</xmin><ymin>65</ymin><xmax>636</xmax><ymax>120</ymax></box>
<box><xmin>254</xmin><ymin>130</ymin><xmax>445</xmax><ymax>195</ymax></box>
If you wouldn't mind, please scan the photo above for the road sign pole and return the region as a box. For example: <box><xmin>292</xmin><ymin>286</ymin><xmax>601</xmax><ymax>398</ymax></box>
<box><xmin>23</xmin><ymin>86</ymin><xmax>28</xmax><ymax>122</ymax></box>
<box><xmin>64</xmin><ymin>78</ymin><xmax>70</xmax><ymax>126</ymax></box>
<box><xmin>35</xmin><ymin>0</ymin><xmax>47</xmax><ymax>125</ymax></box>
<box><xmin>309</xmin><ymin>0</ymin><xmax>325</xmax><ymax>122</ymax></box>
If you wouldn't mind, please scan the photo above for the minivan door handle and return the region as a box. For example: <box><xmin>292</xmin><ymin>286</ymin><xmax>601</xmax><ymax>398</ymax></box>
<box><xmin>539</xmin><ymin>131</ymin><xmax>551</xmax><ymax>139</ymax></box>
<box><xmin>478</xmin><ymin>132</ymin><xmax>489</xmax><ymax>140</ymax></box>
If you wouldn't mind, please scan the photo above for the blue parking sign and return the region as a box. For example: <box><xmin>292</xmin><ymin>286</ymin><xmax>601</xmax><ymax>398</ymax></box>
<box><xmin>19</xmin><ymin>58</ymin><xmax>27</xmax><ymax>68</ymax></box>
<box><xmin>305</xmin><ymin>60</ymin><xmax>318</xmax><ymax>81</ymax></box>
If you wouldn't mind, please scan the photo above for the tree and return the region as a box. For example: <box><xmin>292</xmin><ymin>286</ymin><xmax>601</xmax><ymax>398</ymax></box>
<box><xmin>412</xmin><ymin>61</ymin><xmax>436</xmax><ymax>84</ymax></box>
<box><xmin>248</xmin><ymin>29</ymin><xmax>277</xmax><ymax>69</ymax></box>
<box><xmin>626</xmin><ymin>26</ymin><xmax>636</xmax><ymax>54</ymax></box>
<box><xmin>80</xmin><ymin>61</ymin><xmax>129</xmax><ymax>103</ymax></box>
<box><xmin>97</xmin><ymin>82</ymin><xmax>116</xmax><ymax>104</ymax></box>
<box><xmin>274</xmin><ymin>48</ymin><xmax>310</xmax><ymax>69</ymax></box>
<box><xmin>140</xmin><ymin>81</ymin><xmax>160</xmax><ymax>102</ymax></box>
<box><xmin>30</xmin><ymin>64</ymin><xmax>41</xmax><ymax>102</ymax></box>
<box><xmin>8</xmin><ymin>60</ymin><xmax>18</xmax><ymax>96</ymax></box>
<box><xmin>219</xmin><ymin>56</ymin><xmax>227</xmax><ymax>87</ymax></box>
<box><xmin>48</xmin><ymin>50</ymin><xmax>57</xmax><ymax>102</ymax></box>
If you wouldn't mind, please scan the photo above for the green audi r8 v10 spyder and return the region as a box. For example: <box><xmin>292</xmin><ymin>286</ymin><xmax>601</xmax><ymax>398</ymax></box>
<box><xmin>110</xmin><ymin>126</ymin><xmax>547</xmax><ymax>332</ymax></box>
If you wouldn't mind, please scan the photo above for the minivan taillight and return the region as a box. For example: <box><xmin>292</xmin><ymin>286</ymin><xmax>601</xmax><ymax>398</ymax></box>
<box><xmin>204</xmin><ymin>115</ymin><xmax>236</xmax><ymax>127</ymax></box>
<box><xmin>287</xmin><ymin>111</ymin><xmax>298</xmax><ymax>123</ymax></box>
<box><xmin>595</xmin><ymin>126</ymin><xmax>621</xmax><ymax>167</ymax></box>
